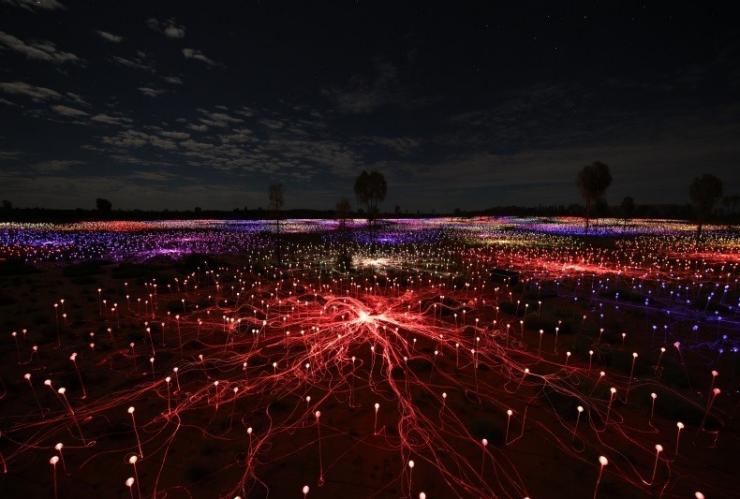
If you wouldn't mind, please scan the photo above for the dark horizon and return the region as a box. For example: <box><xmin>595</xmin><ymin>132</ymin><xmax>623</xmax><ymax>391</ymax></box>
<box><xmin>1</xmin><ymin>1</ymin><xmax>739</xmax><ymax>211</ymax></box>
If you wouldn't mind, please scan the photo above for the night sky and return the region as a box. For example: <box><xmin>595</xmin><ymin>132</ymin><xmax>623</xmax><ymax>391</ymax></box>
<box><xmin>1</xmin><ymin>0</ymin><xmax>738</xmax><ymax>211</ymax></box>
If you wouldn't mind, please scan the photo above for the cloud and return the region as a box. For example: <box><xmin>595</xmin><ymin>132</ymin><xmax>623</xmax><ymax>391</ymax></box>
<box><xmin>147</xmin><ymin>18</ymin><xmax>186</xmax><ymax>39</ymax></box>
<box><xmin>51</xmin><ymin>104</ymin><xmax>88</xmax><ymax>117</ymax></box>
<box><xmin>264</xmin><ymin>138</ymin><xmax>359</xmax><ymax>177</ymax></box>
<box><xmin>138</xmin><ymin>87</ymin><xmax>166</xmax><ymax>97</ymax></box>
<box><xmin>0</xmin><ymin>81</ymin><xmax>61</xmax><ymax>101</ymax></box>
<box><xmin>65</xmin><ymin>91</ymin><xmax>88</xmax><ymax>106</ymax></box>
<box><xmin>0</xmin><ymin>158</ymin><xmax>84</xmax><ymax>177</ymax></box>
<box><xmin>259</xmin><ymin>118</ymin><xmax>285</xmax><ymax>130</ymax></box>
<box><xmin>160</xmin><ymin>131</ymin><xmax>190</xmax><ymax>140</ymax></box>
<box><xmin>111</xmin><ymin>52</ymin><xmax>154</xmax><ymax>72</ymax></box>
<box><xmin>182</xmin><ymin>48</ymin><xmax>219</xmax><ymax>67</ymax></box>
<box><xmin>196</xmin><ymin>109</ymin><xmax>242</xmax><ymax>127</ymax></box>
<box><xmin>322</xmin><ymin>58</ymin><xmax>402</xmax><ymax>114</ymax></box>
<box><xmin>95</xmin><ymin>30</ymin><xmax>124</xmax><ymax>43</ymax></box>
<box><xmin>91</xmin><ymin>106</ymin><xmax>330</xmax><ymax>179</ymax></box>
<box><xmin>0</xmin><ymin>97</ymin><xmax>19</xmax><ymax>107</ymax></box>
<box><xmin>355</xmin><ymin>136</ymin><xmax>421</xmax><ymax>156</ymax></box>
<box><xmin>0</xmin><ymin>81</ymin><xmax>92</xmax><ymax>118</ymax></box>
<box><xmin>101</xmin><ymin>129</ymin><xmax>178</xmax><ymax>150</ymax></box>
<box><xmin>1</xmin><ymin>0</ymin><xmax>65</xmax><ymax>10</ymax></box>
<box><xmin>127</xmin><ymin>170</ymin><xmax>178</xmax><ymax>182</ymax></box>
<box><xmin>218</xmin><ymin>128</ymin><xmax>252</xmax><ymax>144</ymax></box>
<box><xmin>0</xmin><ymin>150</ymin><xmax>22</xmax><ymax>160</ymax></box>
<box><xmin>90</xmin><ymin>113</ymin><xmax>131</xmax><ymax>126</ymax></box>
<box><xmin>163</xmin><ymin>75</ymin><xmax>183</xmax><ymax>85</ymax></box>
<box><xmin>28</xmin><ymin>159</ymin><xmax>83</xmax><ymax>172</ymax></box>
<box><xmin>0</xmin><ymin>30</ymin><xmax>80</xmax><ymax>64</ymax></box>
<box><xmin>87</xmin><ymin>106</ymin><xmax>349</xmax><ymax>182</ymax></box>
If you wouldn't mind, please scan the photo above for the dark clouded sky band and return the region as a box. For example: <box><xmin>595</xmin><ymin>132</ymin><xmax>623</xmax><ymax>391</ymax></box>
<box><xmin>0</xmin><ymin>1</ymin><xmax>738</xmax><ymax>210</ymax></box>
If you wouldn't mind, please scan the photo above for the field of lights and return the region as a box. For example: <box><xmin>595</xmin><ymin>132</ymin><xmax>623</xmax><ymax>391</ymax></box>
<box><xmin>0</xmin><ymin>217</ymin><xmax>737</xmax><ymax>499</ymax></box>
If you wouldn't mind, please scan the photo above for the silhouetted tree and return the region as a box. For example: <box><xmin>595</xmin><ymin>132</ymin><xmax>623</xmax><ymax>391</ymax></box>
<box><xmin>194</xmin><ymin>206</ymin><xmax>202</xmax><ymax>213</ymax></box>
<box><xmin>620</xmin><ymin>196</ymin><xmax>635</xmax><ymax>230</ymax></box>
<box><xmin>576</xmin><ymin>161</ymin><xmax>612</xmax><ymax>232</ymax></box>
<box><xmin>269</xmin><ymin>183</ymin><xmax>284</xmax><ymax>231</ymax></box>
<box><xmin>689</xmin><ymin>174</ymin><xmax>723</xmax><ymax>240</ymax></box>
<box><xmin>354</xmin><ymin>170</ymin><xmax>387</xmax><ymax>243</ymax></box>
<box><xmin>335</xmin><ymin>197</ymin><xmax>351</xmax><ymax>228</ymax></box>
<box><xmin>269</xmin><ymin>183</ymin><xmax>284</xmax><ymax>262</ymax></box>
<box><xmin>593</xmin><ymin>198</ymin><xmax>610</xmax><ymax>218</ymax></box>
<box><xmin>2</xmin><ymin>200</ymin><xmax>12</xmax><ymax>210</ymax></box>
<box><xmin>96</xmin><ymin>198</ymin><xmax>112</xmax><ymax>213</ymax></box>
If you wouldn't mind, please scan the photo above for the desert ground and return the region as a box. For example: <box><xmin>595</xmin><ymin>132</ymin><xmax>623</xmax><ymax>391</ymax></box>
<box><xmin>0</xmin><ymin>217</ymin><xmax>737</xmax><ymax>499</ymax></box>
